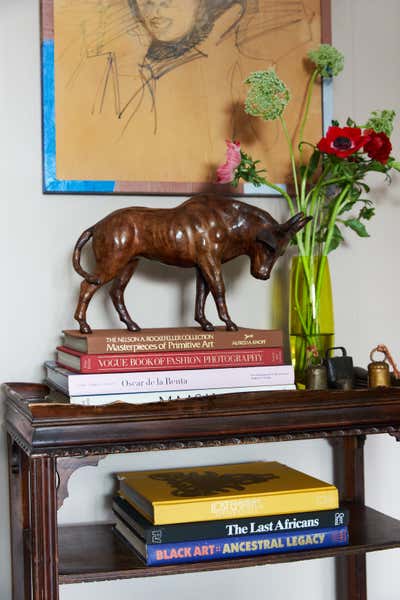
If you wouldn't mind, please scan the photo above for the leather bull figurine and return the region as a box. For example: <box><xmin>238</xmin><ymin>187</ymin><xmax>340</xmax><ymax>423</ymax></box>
<box><xmin>72</xmin><ymin>194</ymin><xmax>311</xmax><ymax>333</ymax></box>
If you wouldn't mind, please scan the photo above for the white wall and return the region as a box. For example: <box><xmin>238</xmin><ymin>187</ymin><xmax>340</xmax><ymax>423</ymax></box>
<box><xmin>1</xmin><ymin>1</ymin><xmax>400</xmax><ymax>598</ymax></box>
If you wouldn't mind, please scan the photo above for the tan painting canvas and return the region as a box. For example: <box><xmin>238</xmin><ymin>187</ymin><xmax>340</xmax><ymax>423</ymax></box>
<box><xmin>41</xmin><ymin>0</ymin><xmax>330</xmax><ymax>193</ymax></box>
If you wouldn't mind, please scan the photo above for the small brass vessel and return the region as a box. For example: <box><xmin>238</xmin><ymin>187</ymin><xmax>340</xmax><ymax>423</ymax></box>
<box><xmin>368</xmin><ymin>348</ymin><xmax>391</xmax><ymax>388</ymax></box>
<box><xmin>306</xmin><ymin>361</ymin><xmax>328</xmax><ymax>390</ymax></box>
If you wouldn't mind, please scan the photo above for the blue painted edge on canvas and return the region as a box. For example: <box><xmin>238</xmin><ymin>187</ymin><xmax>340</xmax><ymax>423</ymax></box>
<box><xmin>322</xmin><ymin>77</ymin><xmax>334</xmax><ymax>134</ymax></box>
<box><xmin>243</xmin><ymin>183</ymin><xmax>288</xmax><ymax>196</ymax></box>
<box><xmin>41</xmin><ymin>40</ymin><xmax>115</xmax><ymax>194</ymax></box>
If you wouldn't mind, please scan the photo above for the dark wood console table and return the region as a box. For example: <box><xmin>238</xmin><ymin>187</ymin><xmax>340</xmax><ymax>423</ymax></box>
<box><xmin>5</xmin><ymin>382</ymin><xmax>400</xmax><ymax>599</ymax></box>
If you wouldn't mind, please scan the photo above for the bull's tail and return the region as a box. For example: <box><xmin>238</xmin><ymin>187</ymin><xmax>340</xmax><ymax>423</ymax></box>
<box><xmin>72</xmin><ymin>227</ymin><xmax>101</xmax><ymax>285</ymax></box>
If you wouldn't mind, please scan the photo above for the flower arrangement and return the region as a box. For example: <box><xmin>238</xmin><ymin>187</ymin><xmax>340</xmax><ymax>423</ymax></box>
<box><xmin>216</xmin><ymin>44</ymin><xmax>400</xmax><ymax>378</ymax></box>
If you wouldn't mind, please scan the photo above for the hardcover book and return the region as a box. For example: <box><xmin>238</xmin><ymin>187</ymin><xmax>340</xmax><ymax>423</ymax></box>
<box><xmin>114</xmin><ymin>516</ymin><xmax>349</xmax><ymax>566</ymax></box>
<box><xmin>45</xmin><ymin>383</ymin><xmax>296</xmax><ymax>406</ymax></box>
<box><xmin>56</xmin><ymin>345</ymin><xmax>284</xmax><ymax>374</ymax></box>
<box><xmin>62</xmin><ymin>327</ymin><xmax>284</xmax><ymax>355</ymax></box>
<box><xmin>116</xmin><ymin>461</ymin><xmax>339</xmax><ymax>525</ymax></box>
<box><xmin>112</xmin><ymin>494</ymin><xmax>349</xmax><ymax>545</ymax></box>
<box><xmin>44</xmin><ymin>361</ymin><xmax>295</xmax><ymax>397</ymax></box>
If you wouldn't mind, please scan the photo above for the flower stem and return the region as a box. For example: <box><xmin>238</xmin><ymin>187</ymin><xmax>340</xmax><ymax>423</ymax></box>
<box><xmin>258</xmin><ymin>179</ymin><xmax>296</xmax><ymax>214</ymax></box>
<box><xmin>299</xmin><ymin>69</ymin><xmax>319</xmax><ymax>163</ymax></box>
<box><xmin>323</xmin><ymin>184</ymin><xmax>351</xmax><ymax>258</ymax></box>
<box><xmin>294</xmin><ymin>256</ymin><xmax>312</xmax><ymax>337</ymax></box>
<box><xmin>280</xmin><ymin>115</ymin><xmax>300</xmax><ymax>205</ymax></box>
<box><xmin>310</xmin><ymin>183</ymin><xmax>351</xmax><ymax>332</ymax></box>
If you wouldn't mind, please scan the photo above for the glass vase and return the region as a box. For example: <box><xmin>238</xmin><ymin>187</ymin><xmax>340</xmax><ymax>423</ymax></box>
<box><xmin>289</xmin><ymin>255</ymin><xmax>334</xmax><ymax>386</ymax></box>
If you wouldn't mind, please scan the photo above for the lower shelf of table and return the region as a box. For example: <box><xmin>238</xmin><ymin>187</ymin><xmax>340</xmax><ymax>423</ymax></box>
<box><xmin>58</xmin><ymin>504</ymin><xmax>400</xmax><ymax>584</ymax></box>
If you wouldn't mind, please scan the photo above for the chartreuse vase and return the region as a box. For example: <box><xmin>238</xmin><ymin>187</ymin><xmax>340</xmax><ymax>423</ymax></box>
<box><xmin>289</xmin><ymin>255</ymin><xmax>334</xmax><ymax>386</ymax></box>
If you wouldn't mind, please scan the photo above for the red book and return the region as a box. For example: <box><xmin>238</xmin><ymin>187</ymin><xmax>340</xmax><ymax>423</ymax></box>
<box><xmin>56</xmin><ymin>345</ymin><xmax>285</xmax><ymax>374</ymax></box>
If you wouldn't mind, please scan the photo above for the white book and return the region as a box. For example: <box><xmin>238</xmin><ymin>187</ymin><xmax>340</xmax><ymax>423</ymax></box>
<box><xmin>59</xmin><ymin>384</ymin><xmax>296</xmax><ymax>406</ymax></box>
<box><xmin>44</xmin><ymin>360</ymin><xmax>294</xmax><ymax>397</ymax></box>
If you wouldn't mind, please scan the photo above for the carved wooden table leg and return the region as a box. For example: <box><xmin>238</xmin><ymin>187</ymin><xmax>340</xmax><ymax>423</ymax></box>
<box><xmin>333</xmin><ymin>435</ymin><xmax>367</xmax><ymax>600</ymax></box>
<box><xmin>29</xmin><ymin>455</ymin><xmax>59</xmax><ymax>600</ymax></box>
<box><xmin>8</xmin><ymin>434</ymin><xmax>30</xmax><ymax>600</ymax></box>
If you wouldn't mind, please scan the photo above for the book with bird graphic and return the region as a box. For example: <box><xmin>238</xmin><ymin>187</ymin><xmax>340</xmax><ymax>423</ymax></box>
<box><xmin>116</xmin><ymin>461</ymin><xmax>338</xmax><ymax>525</ymax></box>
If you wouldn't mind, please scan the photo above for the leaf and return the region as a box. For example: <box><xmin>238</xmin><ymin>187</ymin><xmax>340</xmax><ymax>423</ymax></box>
<box><xmin>344</xmin><ymin>218</ymin><xmax>370</xmax><ymax>237</ymax></box>
<box><xmin>232</xmin><ymin>174</ymin><xmax>240</xmax><ymax>187</ymax></box>
<box><xmin>368</xmin><ymin>161</ymin><xmax>388</xmax><ymax>173</ymax></box>
<box><xmin>389</xmin><ymin>161</ymin><xmax>400</xmax><ymax>172</ymax></box>
<box><xmin>307</xmin><ymin>150</ymin><xmax>321</xmax><ymax>178</ymax></box>
<box><xmin>326</xmin><ymin>225</ymin><xmax>344</xmax><ymax>254</ymax></box>
<box><xmin>346</xmin><ymin>117</ymin><xmax>356</xmax><ymax>127</ymax></box>
<box><xmin>334</xmin><ymin>187</ymin><xmax>362</xmax><ymax>215</ymax></box>
<box><xmin>359</xmin><ymin>206</ymin><xmax>375</xmax><ymax>220</ymax></box>
<box><xmin>331</xmin><ymin>119</ymin><xmax>339</xmax><ymax>126</ymax></box>
<box><xmin>338</xmin><ymin>199</ymin><xmax>357</xmax><ymax>215</ymax></box>
<box><xmin>358</xmin><ymin>182</ymin><xmax>371</xmax><ymax>193</ymax></box>
<box><xmin>336</xmin><ymin>162</ymin><xmax>357</xmax><ymax>178</ymax></box>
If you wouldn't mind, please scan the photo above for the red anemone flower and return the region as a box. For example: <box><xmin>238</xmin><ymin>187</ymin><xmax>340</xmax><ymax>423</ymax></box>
<box><xmin>317</xmin><ymin>126</ymin><xmax>369</xmax><ymax>158</ymax></box>
<box><xmin>363</xmin><ymin>130</ymin><xmax>392</xmax><ymax>164</ymax></box>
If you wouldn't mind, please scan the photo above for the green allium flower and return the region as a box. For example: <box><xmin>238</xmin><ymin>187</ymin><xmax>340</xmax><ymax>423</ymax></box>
<box><xmin>244</xmin><ymin>69</ymin><xmax>290</xmax><ymax>121</ymax></box>
<box><xmin>365</xmin><ymin>110</ymin><xmax>396</xmax><ymax>136</ymax></box>
<box><xmin>308</xmin><ymin>44</ymin><xmax>344</xmax><ymax>78</ymax></box>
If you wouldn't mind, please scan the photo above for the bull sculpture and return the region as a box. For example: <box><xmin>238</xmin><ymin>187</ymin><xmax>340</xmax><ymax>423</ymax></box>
<box><xmin>72</xmin><ymin>194</ymin><xmax>311</xmax><ymax>333</ymax></box>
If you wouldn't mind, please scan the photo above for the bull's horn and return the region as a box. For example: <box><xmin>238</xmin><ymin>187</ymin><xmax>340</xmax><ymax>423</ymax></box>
<box><xmin>284</xmin><ymin>213</ymin><xmax>312</xmax><ymax>233</ymax></box>
<box><xmin>294</xmin><ymin>215</ymin><xmax>313</xmax><ymax>232</ymax></box>
<box><xmin>282</xmin><ymin>212</ymin><xmax>305</xmax><ymax>231</ymax></box>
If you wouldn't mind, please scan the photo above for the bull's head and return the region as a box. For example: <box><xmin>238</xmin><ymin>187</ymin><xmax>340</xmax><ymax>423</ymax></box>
<box><xmin>251</xmin><ymin>212</ymin><xmax>312</xmax><ymax>280</ymax></box>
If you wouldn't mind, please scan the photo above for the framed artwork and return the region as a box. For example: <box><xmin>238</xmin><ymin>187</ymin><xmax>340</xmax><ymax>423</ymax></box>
<box><xmin>41</xmin><ymin>0</ymin><xmax>331</xmax><ymax>195</ymax></box>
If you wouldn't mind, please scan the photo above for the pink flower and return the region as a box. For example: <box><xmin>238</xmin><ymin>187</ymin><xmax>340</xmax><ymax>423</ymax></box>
<box><xmin>216</xmin><ymin>140</ymin><xmax>241</xmax><ymax>184</ymax></box>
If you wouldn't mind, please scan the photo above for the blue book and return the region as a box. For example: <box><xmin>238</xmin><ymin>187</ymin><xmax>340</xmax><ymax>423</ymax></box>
<box><xmin>114</xmin><ymin>517</ymin><xmax>349</xmax><ymax>566</ymax></box>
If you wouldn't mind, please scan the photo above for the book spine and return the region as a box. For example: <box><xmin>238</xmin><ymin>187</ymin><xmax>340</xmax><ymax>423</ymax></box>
<box><xmin>143</xmin><ymin>527</ymin><xmax>349</xmax><ymax>565</ymax></box>
<box><xmin>59</xmin><ymin>347</ymin><xmax>284</xmax><ymax>374</ymax></box>
<box><xmin>83</xmin><ymin>330</ymin><xmax>284</xmax><ymax>354</ymax></box>
<box><xmin>55</xmin><ymin>364</ymin><xmax>295</xmax><ymax>396</ymax></box>
<box><xmin>112</xmin><ymin>498</ymin><xmax>349</xmax><ymax>544</ymax></box>
<box><xmin>62</xmin><ymin>384</ymin><xmax>296</xmax><ymax>405</ymax></box>
<box><xmin>127</xmin><ymin>486</ymin><xmax>338</xmax><ymax>525</ymax></box>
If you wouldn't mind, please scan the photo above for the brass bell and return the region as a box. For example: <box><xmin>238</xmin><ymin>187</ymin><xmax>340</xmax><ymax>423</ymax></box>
<box><xmin>368</xmin><ymin>347</ymin><xmax>391</xmax><ymax>388</ymax></box>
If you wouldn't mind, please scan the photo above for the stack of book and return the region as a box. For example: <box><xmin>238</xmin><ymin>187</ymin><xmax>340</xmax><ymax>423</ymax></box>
<box><xmin>112</xmin><ymin>461</ymin><xmax>349</xmax><ymax>566</ymax></box>
<box><xmin>44</xmin><ymin>327</ymin><xmax>296</xmax><ymax>405</ymax></box>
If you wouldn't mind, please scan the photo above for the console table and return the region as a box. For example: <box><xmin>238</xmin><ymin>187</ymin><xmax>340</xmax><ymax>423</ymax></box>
<box><xmin>5</xmin><ymin>382</ymin><xmax>400</xmax><ymax>600</ymax></box>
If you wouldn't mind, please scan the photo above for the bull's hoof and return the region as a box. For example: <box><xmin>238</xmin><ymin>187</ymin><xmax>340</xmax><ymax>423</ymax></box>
<box><xmin>195</xmin><ymin>317</ymin><xmax>215</xmax><ymax>331</ymax></box>
<box><xmin>225</xmin><ymin>320</ymin><xmax>239</xmax><ymax>331</ymax></box>
<box><xmin>125</xmin><ymin>321</ymin><xmax>141</xmax><ymax>331</ymax></box>
<box><xmin>78</xmin><ymin>321</ymin><xmax>92</xmax><ymax>334</ymax></box>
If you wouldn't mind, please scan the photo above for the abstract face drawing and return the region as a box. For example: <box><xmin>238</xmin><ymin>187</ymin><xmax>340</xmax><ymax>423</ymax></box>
<box><xmin>128</xmin><ymin>0</ymin><xmax>246</xmax><ymax>61</ymax></box>
<box><xmin>133</xmin><ymin>0</ymin><xmax>202</xmax><ymax>42</ymax></box>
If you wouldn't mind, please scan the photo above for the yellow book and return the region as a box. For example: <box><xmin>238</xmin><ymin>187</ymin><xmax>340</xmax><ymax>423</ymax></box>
<box><xmin>116</xmin><ymin>462</ymin><xmax>338</xmax><ymax>525</ymax></box>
